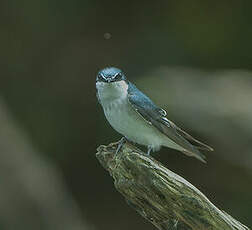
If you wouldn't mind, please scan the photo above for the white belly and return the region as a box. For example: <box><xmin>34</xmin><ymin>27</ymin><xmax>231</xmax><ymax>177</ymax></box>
<box><xmin>96</xmin><ymin>80</ymin><xmax>182</xmax><ymax>151</ymax></box>
<box><xmin>103</xmin><ymin>98</ymin><xmax>166</xmax><ymax>150</ymax></box>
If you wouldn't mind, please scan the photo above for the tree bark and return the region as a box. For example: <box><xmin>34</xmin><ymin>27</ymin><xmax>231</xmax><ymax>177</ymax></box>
<box><xmin>96</xmin><ymin>141</ymin><xmax>250</xmax><ymax>230</ymax></box>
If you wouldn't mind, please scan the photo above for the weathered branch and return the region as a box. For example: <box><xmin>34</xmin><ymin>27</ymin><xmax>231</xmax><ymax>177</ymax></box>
<box><xmin>96</xmin><ymin>141</ymin><xmax>250</xmax><ymax>230</ymax></box>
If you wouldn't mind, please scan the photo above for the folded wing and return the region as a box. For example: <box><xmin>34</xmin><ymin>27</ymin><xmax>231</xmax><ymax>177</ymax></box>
<box><xmin>127</xmin><ymin>82</ymin><xmax>213</xmax><ymax>163</ymax></box>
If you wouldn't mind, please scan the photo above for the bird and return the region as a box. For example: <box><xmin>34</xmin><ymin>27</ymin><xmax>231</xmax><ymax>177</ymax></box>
<box><xmin>96</xmin><ymin>67</ymin><xmax>213</xmax><ymax>163</ymax></box>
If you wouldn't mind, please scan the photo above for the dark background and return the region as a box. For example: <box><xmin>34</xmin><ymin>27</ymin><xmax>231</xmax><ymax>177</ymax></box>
<box><xmin>1</xmin><ymin>0</ymin><xmax>252</xmax><ymax>229</ymax></box>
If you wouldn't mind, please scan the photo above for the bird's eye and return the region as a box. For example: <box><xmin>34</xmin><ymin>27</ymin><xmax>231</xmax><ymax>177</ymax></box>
<box><xmin>97</xmin><ymin>73</ymin><xmax>106</xmax><ymax>82</ymax></box>
<box><xmin>114</xmin><ymin>73</ymin><xmax>121</xmax><ymax>81</ymax></box>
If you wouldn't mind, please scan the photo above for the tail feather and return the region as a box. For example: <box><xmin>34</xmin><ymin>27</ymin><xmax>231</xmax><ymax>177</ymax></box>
<box><xmin>174</xmin><ymin>125</ymin><xmax>214</xmax><ymax>152</ymax></box>
<box><xmin>182</xmin><ymin>149</ymin><xmax>207</xmax><ymax>163</ymax></box>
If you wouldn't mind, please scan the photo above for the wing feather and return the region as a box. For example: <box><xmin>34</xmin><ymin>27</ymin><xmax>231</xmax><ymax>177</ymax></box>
<box><xmin>127</xmin><ymin>82</ymin><xmax>213</xmax><ymax>162</ymax></box>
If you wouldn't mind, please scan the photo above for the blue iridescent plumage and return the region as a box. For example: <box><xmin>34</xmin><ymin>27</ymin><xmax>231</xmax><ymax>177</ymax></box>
<box><xmin>96</xmin><ymin>67</ymin><xmax>213</xmax><ymax>162</ymax></box>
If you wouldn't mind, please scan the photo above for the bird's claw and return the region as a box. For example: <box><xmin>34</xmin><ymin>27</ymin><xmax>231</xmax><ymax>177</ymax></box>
<box><xmin>147</xmin><ymin>146</ymin><xmax>152</xmax><ymax>155</ymax></box>
<box><xmin>115</xmin><ymin>137</ymin><xmax>127</xmax><ymax>155</ymax></box>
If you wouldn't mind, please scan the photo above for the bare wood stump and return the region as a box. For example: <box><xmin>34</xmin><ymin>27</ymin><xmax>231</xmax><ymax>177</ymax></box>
<box><xmin>96</xmin><ymin>141</ymin><xmax>249</xmax><ymax>230</ymax></box>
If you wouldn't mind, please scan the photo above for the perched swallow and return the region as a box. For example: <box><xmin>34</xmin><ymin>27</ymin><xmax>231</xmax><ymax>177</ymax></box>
<box><xmin>96</xmin><ymin>67</ymin><xmax>213</xmax><ymax>162</ymax></box>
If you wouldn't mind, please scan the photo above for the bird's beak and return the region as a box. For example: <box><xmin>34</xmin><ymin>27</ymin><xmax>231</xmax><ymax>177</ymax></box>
<box><xmin>106</xmin><ymin>78</ymin><xmax>113</xmax><ymax>83</ymax></box>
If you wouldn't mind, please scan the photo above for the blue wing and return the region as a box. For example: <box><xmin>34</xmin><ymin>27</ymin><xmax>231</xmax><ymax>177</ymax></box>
<box><xmin>127</xmin><ymin>82</ymin><xmax>166</xmax><ymax>123</ymax></box>
<box><xmin>127</xmin><ymin>82</ymin><xmax>213</xmax><ymax>162</ymax></box>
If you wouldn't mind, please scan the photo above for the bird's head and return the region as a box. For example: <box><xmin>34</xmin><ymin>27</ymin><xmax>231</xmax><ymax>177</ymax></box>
<box><xmin>96</xmin><ymin>67</ymin><xmax>127</xmax><ymax>83</ymax></box>
<box><xmin>96</xmin><ymin>67</ymin><xmax>129</xmax><ymax>101</ymax></box>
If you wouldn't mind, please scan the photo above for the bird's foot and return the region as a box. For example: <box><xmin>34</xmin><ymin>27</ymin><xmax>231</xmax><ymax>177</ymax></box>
<box><xmin>115</xmin><ymin>137</ymin><xmax>127</xmax><ymax>155</ymax></box>
<box><xmin>147</xmin><ymin>146</ymin><xmax>152</xmax><ymax>155</ymax></box>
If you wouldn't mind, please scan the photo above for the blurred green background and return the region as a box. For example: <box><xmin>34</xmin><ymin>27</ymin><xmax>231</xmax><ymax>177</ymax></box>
<box><xmin>0</xmin><ymin>0</ymin><xmax>252</xmax><ymax>229</ymax></box>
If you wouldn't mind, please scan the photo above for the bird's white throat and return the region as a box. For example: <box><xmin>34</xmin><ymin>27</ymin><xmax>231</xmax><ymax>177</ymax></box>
<box><xmin>96</xmin><ymin>80</ymin><xmax>128</xmax><ymax>104</ymax></box>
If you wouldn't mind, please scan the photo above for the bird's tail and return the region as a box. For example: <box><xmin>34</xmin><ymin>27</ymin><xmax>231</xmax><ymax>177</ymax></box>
<box><xmin>182</xmin><ymin>149</ymin><xmax>207</xmax><ymax>163</ymax></box>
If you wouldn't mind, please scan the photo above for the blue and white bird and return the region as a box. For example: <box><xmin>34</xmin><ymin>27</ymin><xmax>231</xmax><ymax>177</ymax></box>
<box><xmin>96</xmin><ymin>67</ymin><xmax>213</xmax><ymax>162</ymax></box>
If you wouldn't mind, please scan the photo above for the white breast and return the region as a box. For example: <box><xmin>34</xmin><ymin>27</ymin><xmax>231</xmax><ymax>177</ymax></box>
<box><xmin>96</xmin><ymin>80</ymin><xmax>167</xmax><ymax>150</ymax></box>
<box><xmin>96</xmin><ymin>80</ymin><xmax>129</xmax><ymax>104</ymax></box>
